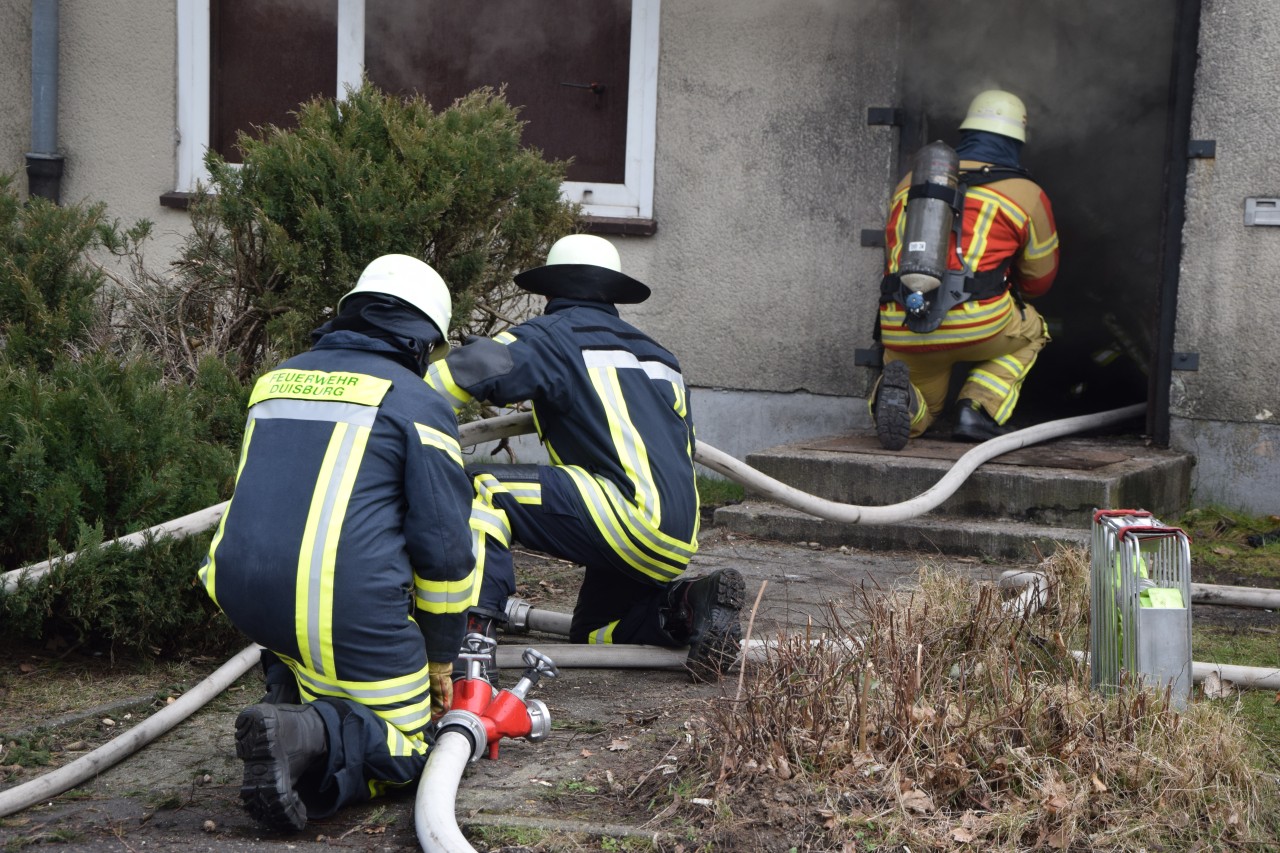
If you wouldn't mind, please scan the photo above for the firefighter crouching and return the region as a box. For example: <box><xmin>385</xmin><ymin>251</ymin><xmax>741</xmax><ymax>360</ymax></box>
<box><xmin>427</xmin><ymin>234</ymin><xmax>745</xmax><ymax>684</ymax></box>
<box><xmin>871</xmin><ymin>89</ymin><xmax>1060</xmax><ymax>450</ymax></box>
<box><xmin>198</xmin><ymin>255</ymin><xmax>478</xmax><ymax>832</ymax></box>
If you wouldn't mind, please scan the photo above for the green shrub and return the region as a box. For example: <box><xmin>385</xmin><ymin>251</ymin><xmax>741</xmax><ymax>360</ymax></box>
<box><xmin>0</xmin><ymin>351</ymin><xmax>238</xmax><ymax>571</ymax></box>
<box><xmin>0</xmin><ymin>173</ymin><xmax>117</xmax><ymax>370</ymax></box>
<box><xmin>182</xmin><ymin>80</ymin><xmax>580</xmax><ymax>378</ymax></box>
<box><xmin>0</xmin><ymin>525</ymin><xmax>241</xmax><ymax>657</ymax></box>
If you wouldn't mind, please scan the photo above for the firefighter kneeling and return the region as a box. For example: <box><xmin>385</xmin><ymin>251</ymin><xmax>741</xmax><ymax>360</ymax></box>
<box><xmin>199</xmin><ymin>255</ymin><xmax>476</xmax><ymax>831</ymax></box>
<box><xmin>427</xmin><ymin>235</ymin><xmax>745</xmax><ymax>685</ymax></box>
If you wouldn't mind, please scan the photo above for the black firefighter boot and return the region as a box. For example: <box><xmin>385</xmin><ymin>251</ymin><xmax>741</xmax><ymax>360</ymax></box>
<box><xmin>665</xmin><ymin>569</ymin><xmax>746</xmax><ymax>683</ymax></box>
<box><xmin>235</xmin><ymin>703</ymin><xmax>327</xmax><ymax>832</ymax></box>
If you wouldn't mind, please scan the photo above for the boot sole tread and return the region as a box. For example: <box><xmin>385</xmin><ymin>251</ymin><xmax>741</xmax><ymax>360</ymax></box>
<box><xmin>875</xmin><ymin>361</ymin><xmax>912</xmax><ymax>451</ymax></box>
<box><xmin>686</xmin><ymin>569</ymin><xmax>746</xmax><ymax>683</ymax></box>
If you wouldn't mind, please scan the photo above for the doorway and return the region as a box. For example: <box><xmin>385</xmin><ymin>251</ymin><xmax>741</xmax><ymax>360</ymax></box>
<box><xmin>895</xmin><ymin>0</ymin><xmax>1187</xmax><ymax>426</ymax></box>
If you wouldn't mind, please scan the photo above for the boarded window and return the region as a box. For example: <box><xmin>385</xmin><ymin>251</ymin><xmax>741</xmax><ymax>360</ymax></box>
<box><xmin>209</xmin><ymin>0</ymin><xmax>337</xmax><ymax>161</ymax></box>
<box><xmin>364</xmin><ymin>0</ymin><xmax>631</xmax><ymax>184</ymax></box>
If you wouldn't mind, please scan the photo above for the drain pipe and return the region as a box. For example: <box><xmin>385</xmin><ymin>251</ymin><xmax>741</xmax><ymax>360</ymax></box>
<box><xmin>27</xmin><ymin>0</ymin><xmax>64</xmax><ymax>203</ymax></box>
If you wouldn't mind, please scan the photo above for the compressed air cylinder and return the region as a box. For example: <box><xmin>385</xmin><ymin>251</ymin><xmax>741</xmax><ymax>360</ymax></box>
<box><xmin>898</xmin><ymin>141</ymin><xmax>960</xmax><ymax>295</ymax></box>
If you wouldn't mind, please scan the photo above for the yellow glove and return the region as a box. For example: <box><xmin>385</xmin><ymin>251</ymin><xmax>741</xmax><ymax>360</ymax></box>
<box><xmin>428</xmin><ymin>661</ymin><xmax>454</xmax><ymax>719</ymax></box>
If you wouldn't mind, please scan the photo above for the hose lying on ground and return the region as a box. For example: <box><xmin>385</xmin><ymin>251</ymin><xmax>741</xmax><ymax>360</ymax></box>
<box><xmin>0</xmin><ymin>643</ymin><xmax>263</xmax><ymax>819</ymax></box>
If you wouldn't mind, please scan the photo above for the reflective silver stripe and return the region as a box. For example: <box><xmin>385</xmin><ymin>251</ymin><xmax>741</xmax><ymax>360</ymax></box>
<box><xmin>591</xmin><ymin>471</ymin><xmax>697</xmax><ymax>562</ymax></box>
<box><xmin>590</xmin><ymin>625</ymin><xmax>611</xmax><ymax>644</ymax></box>
<box><xmin>589</xmin><ymin>366</ymin><xmax>660</xmax><ymax>518</ymax></box>
<box><xmin>304</xmin><ymin>425</ymin><xmax>360</xmax><ymax>674</ymax></box>
<box><xmin>250</xmin><ymin>397</ymin><xmax>378</xmax><ymax>428</ymax></box>
<box><xmin>292</xmin><ymin>666</ymin><xmax>432</xmax><ymax>702</ymax></box>
<box><xmin>562</xmin><ymin>467</ymin><xmax>687</xmax><ymax>581</ymax></box>
<box><xmin>469</xmin><ymin>503</ymin><xmax>511</xmax><ymax>545</ymax></box>
<box><xmin>415</xmin><ymin>570</ymin><xmax>480</xmax><ymax>610</ymax></box>
<box><xmin>415</xmin><ymin>423</ymin><xmax>463</xmax><ymax>467</ymax></box>
<box><xmin>582</xmin><ymin>349</ymin><xmax>686</xmax><ymax>392</ymax></box>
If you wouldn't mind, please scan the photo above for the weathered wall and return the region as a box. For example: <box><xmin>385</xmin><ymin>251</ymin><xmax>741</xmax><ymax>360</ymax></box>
<box><xmin>1171</xmin><ymin>0</ymin><xmax>1280</xmax><ymax>513</ymax></box>
<box><xmin>0</xmin><ymin>1</ymin><xmax>189</xmax><ymax>252</ymax></box>
<box><xmin>0</xmin><ymin>0</ymin><xmax>33</xmax><ymax>185</ymax></box>
<box><xmin>58</xmin><ymin>0</ymin><xmax>189</xmax><ymax>256</ymax></box>
<box><xmin>620</xmin><ymin>0</ymin><xmax>899</xmax><ymax>402</ymax></box>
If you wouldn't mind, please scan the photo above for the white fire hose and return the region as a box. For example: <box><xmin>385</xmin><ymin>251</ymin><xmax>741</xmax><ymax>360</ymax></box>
<box><xmin>9</xmin><ymin>402</ymin><xmax>1242</xmax><ymax>853</ymax></box>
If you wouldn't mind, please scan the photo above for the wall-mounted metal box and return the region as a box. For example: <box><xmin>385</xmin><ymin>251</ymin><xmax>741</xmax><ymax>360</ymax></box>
<box><xmin>1244</xmin><ymin>197</ymin><xmax>1280</xmax><ymax>226</ymax></box>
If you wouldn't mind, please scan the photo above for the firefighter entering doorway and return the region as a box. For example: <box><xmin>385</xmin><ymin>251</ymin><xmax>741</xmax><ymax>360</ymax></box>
<box><xmin>870</xmin><ymin>89</ymin><xmax>1060</xmax><ymax>451</ymax></box>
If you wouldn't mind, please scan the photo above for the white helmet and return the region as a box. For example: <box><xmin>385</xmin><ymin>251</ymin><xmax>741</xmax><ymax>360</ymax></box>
<box><xmin>339</xmin><ymin>254</ymin><xmax>452</xmax><ymax>360</ymax></box>
<box><xmin>959</xmin><ymin>90</ymin><xmax>1027</xmax><ymax>142</ymax></box>
<box><xmin>514</xmin><ymin>234</ymin><xmax>650</xmax><ymax>304</ymax></box>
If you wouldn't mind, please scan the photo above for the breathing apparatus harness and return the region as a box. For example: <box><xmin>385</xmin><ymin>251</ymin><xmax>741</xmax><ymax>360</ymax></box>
<box><xmin>879</xmin><ymin>141</ymin><xmax>1030</xmax><ymax>335</ymax></box>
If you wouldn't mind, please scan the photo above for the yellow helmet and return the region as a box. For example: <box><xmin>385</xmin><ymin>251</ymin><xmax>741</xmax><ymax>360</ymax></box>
<box><xmin>959</xmin><ymin>90</ymin><xmax>1027</xmax><ymax>142</ymax></box>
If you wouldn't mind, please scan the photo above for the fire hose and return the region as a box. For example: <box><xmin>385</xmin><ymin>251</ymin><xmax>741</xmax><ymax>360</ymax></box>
<box><xmin>0</xmin><ymin>401</ymin><xmax>1215</xmax><ymax>849</ymax></box>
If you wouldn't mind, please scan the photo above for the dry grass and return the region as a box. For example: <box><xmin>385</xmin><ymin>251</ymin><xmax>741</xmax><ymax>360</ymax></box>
<box><xmin>671</xmin><ymin>547</ymin><xmax>1279</xmax><ymax>852</ymax></box>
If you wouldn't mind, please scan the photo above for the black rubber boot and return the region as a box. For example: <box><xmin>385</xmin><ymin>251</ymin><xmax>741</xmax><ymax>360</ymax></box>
<box><xmin>235</xmin><ymin>703</ymin><xmax>327</xmax><ymax>832</ymax></box>
<box><xmin>951</xmin><ymin>399</ymin><xmax>1010</xmax><ymax>443</ymax></box>
<box><xmin>666</xmin><ymin>569</ymin><xmax>746</xmax><ymax>683</ymax></box>
<box><xmin>873</xmin><ymin>360</ymin><xmax>914</xmax><ymax>451</ymax></box>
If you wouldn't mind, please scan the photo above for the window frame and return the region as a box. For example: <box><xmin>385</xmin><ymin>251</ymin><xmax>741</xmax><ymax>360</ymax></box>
<box><xmin>175</xmin><ymin>0</ymin><xmax>659</xmax><ymax>220</ymax></box>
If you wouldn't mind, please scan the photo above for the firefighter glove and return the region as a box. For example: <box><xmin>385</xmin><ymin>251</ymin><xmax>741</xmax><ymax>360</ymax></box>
<box><xmin>428</xmin><ymin>660</ymin><xmax>454</xmax><ymax>719</ymax></box>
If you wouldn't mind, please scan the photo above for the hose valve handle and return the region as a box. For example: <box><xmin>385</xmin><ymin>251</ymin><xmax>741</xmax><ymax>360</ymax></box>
<box><xmin>509</xmin><ymin>648</ymin><xmax>558</xmax><ymax>700</ymax></box>
<box><xmin>458</xmin><ymin>632</ymin><xmax>498</xmax><ymax>682</ymax></box>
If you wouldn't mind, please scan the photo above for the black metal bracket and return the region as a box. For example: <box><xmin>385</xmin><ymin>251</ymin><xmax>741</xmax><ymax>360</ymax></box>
<box><xmin>867</xmin><ymin>107</ymin><xmax>903</xmax><ymax>127</ymax></box>
<box><xmin>1188</xmin><ymin>139</ymin><xmax>1216</xmax><ymax>159</ymax></box>
<box><xmin>860</xmin><ymin>229</ymin><xmax>885</xmax><ymax>248</ymax></box>
<box><xmin>1172</xmin><ymin>352</ymin><xmax>1199</xmax><ymax>371</ymax></box>
<box><xmin>854</xmin><ymin>347</ymin><xmax>884</xmax><ymax>368</ymax></box>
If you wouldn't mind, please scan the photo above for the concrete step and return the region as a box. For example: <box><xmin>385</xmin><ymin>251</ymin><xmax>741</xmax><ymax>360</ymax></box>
<box><xmin>711</xmin><ymin>431</ymin><xmax>1194</xmax><ymax>559</ymax></box>
<box><xmin>713</xmin><ymin>500</ymin><xmax>1088</xmax><ymax>561</ymax></box>
<box><xmin>736</xmin><ymin>433</ymin><xmax>1193</xmax><ymax>528</ymax></box>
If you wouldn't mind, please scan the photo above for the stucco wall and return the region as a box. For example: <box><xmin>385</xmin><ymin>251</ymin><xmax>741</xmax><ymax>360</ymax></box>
<box><xmin>1171</xmin><ymin>0</ymin><xmax>1280</xmax><ymax>513</ymax></box>
<box><xmin>619</xmin><ymin>0</ymin><xmax>899</xmax><ymax>401</ymax></box>
<box><xmin>0</xmin><ymin>1</ymin><xmax>190</xmax><ymax>254</ymax></box>
<box><xmin>1</xmin><ymin>0</ymin><xmax>32</xmax><ymax>184</ymax></box>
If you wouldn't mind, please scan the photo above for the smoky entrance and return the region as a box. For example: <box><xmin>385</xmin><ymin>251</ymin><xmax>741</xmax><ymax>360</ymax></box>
<box><xmin>892</xmin><ymin>0</ymin><xmax>1180</xmax><ymax>424</ymax></box>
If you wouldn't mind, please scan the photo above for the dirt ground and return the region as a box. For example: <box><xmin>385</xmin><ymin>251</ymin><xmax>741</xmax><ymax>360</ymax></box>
<box><xmin>1</xmin><ymin>528</ymin><xmax>1275</xmax><ymax>852</ymax></box>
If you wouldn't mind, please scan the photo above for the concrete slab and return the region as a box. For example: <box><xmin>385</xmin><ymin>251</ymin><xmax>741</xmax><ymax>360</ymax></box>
<box><xmin>740</xmin><ymin>433</ymin><xmax>1193</xmax><ymax>527</ymax></box>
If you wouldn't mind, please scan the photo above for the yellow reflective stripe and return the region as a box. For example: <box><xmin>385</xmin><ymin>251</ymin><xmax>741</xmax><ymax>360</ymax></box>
<box><xmin>424</xmin><ymin>360</ymin><xmax>472</xmax><ymax>409</ymax></box>
<box><xmin>468</xmin><ymin>484</ymin><xmax>512</xmax><ymax>537</ymax></box>
<box><xmin>474</xmin><ymin>473</ymin><xmax>542</xmax><ymax>507</ymax></box>
<box><xmin>384</xmin><ymin>724</ymin><xmax>430</xmax><ymax>759</ymax></box>
<box><xmin>1024</xmin><ymin>224</ymin><xmax>1059</xmax><ymax>259</ymax></box>
<box><xmin>561</xmin><ymin>466</ymin><xmax>691</xmax><ymax>581</ymax></box>
<box><xmin>414</xmin><ymin>566</ymin><xmax>481</xmax><ymax>614</ymax></box>
<box><xmin>880</xmin><ymin>294</ymin><xmax>1014</xmax><ymax>348</ymax></box>
<box><xmin>201</xmin><ymin>419</ymin><xmax>258</xmax><ymax>605</ymax></box>
<box><xmin>887</xmin><ymin>189</ymin><xmax>908</xmax><ymax>270</ymax></box>
<box><xmin>961</xmin><ymin>197</ymin><xmax>999</xmax><ymax>271</ymax></box>
<box><xmin>589</xmin><ymin>621</ymin><xmax>619</xmax><ymax>645</ymax></box>
<box><xmin>590</xmin><ymin>470</ymin><xmax>697</xmax><ymax>559</ymax></box>
<box><xmin>587</xmin><ymin>364</ymin><xmax>661</xmax><ymax>522</ymax></box>
<box><xmin>289</xmin><ymin>656</ymin><xmax>432</xmax><ymax>697</ymax></box>
<box><xmin>973</xmin><ymin>354</ymin><xmax>1038</xmax><ymax>423</ymax></box>
<box><xmin>494</xmin><ymin>331</ymin><xmax>517</xmax><ymax>344</ymax></box>
<box><xmin>295</xmin><ymin>422</ymin><xmax>369</xmax><ymax>675</ymax></box>
<box><xmin>415</xmin><ymin>422</ymin><xmax>463</xmax><ymax>467</ymax></box>
<box><xmin>967</xmin><ymin>186</ymin><xmax>1028</xmax><ymax>228</ymax></box>
<box><xmin>251</xmin><ymin>369</ymin><xmax>390</xmax><ymax>407</ymax></box>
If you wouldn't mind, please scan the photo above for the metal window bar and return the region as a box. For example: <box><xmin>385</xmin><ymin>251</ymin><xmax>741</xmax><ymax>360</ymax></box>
<box><xmin>1090</xmin><ymin>509</ymin><xmax>1193</xmax><ymax>708</ymax></box>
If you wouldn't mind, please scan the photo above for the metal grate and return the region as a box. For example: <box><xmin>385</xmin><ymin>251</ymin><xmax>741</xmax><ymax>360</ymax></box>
<box><xmin>1090</xmin><ymin>509</ymin><xmax>1193</xmax><ymax>708</ymax></box>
